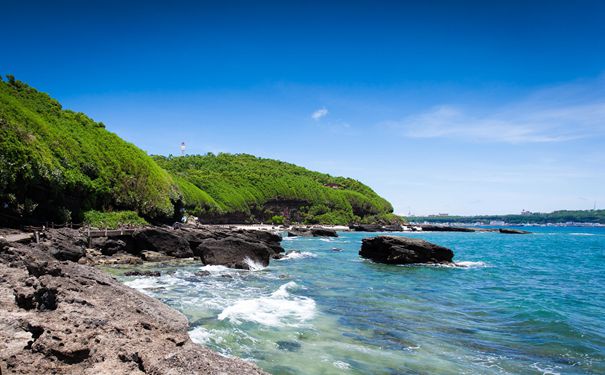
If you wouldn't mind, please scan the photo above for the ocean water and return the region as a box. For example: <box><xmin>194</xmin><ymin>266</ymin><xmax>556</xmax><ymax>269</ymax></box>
<box><xmin>117</xmin><ymin>227</ymin><xmax>605</xmax><ymax>374</ymax></box>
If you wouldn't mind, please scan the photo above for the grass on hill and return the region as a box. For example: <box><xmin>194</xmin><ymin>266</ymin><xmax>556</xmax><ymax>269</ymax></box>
<box><xmin>154</xmin><ymin>153</ymin><xmax>400</xmax><ymax>224</ymax></box>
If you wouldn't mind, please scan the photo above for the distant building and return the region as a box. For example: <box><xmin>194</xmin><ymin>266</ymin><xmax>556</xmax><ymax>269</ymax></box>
<box><xmin>521</xmin><ymin>209</ymin><xmax>532</xmax><ymax>215</ymax></box>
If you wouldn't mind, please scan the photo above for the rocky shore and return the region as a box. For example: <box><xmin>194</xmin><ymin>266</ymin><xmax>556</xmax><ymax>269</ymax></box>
<box><xmin>0</xmin><ymin>236</ymin><xmax>267</xmax><ymax>374</ymax></box>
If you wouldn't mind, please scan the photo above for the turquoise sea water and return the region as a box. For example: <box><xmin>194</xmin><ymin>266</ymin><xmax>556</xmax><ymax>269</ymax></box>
<box><xmin>119</xmin><ymin>227</ymin><xmax>605</xmax><ymax>374</ymax></box>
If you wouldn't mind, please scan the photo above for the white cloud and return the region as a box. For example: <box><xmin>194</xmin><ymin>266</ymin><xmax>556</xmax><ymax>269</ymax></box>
<box><xmin>385</xmin><ymin>78</ymin><xmax>605</xmax><ymax>143</ymax></box>
<box><xmin>311</xmin><ymin>107</ymin><xmax>328</xmax><ymax>121</ymax></box>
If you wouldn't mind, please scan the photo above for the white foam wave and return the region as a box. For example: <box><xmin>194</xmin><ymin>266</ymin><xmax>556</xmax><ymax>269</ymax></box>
<box><xmin>569</xmin><ymin>233</ymin><xmax>594</xmax><ymax>236</ymax></box>
<box><xmin>189</xmin><ymin>326</ymin><xmax>214</xmax><ymax>345</ymax></box>
<box><xmin>277</xmin><ymin>251</ymin><xmax>317</xmax><ymax>261</ymax></box>
<box><xmin>455</xmin><ymin>261</ymin><xmax>487</xmax><ymax>268</ymax></box>
<box><xmin>243</xmin><ymin>257</ymin><xmax>266</xmax><ymax>271</ymax></box>
<box><xmin>333</xmin><ymin>361</ymin><xmax>351</xmax><ymax>370</ymax></box>
<box><xmin>530</xmin><ymin>362</ymin><xmax>561</xmax><ymax>375</ymax></box>
<box><xmin>217</xmin><ymin>281</ymin><xmax>316</xmax><ymax>327</ymax></box>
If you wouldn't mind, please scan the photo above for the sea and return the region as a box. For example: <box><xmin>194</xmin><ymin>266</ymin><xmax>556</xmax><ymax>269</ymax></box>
<box><xmin>114</xmin><ymin>227</ymin><xmax>605</xmax><ymax>374</ymax></box>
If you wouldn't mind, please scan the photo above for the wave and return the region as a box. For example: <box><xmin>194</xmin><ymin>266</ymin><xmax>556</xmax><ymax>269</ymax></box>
<box><xmin>277</xmin><ymin>251</ymin><xmax>317</xmax><ymax>261</ymax></box>
<box><xmin>189</xmin><ymin>326</ymin><xmax>215</xmax><ymax>345</ymax></box>
<box><xmin>530</xmin><ymin>362</ymin><xmax>561</xmax><ymax>375</ymax></box>
<box><xmin>243</xmin><ymin>257</ymin><xmax>266</xmax><ymax>271</ymax></box>
<box><xmin>569</xmin><ymin>233</ymin><xmax>595</xmax><ymax>236</ymax></box>
<box><xmin>454</xmin><ymin>261</ymin><xmax>487</xmax><ymax>268</ymax></box>
<box><xmin>218</xmin><ymin>281</ymin><xmax>316</xmax><ymax>327</ymax></box>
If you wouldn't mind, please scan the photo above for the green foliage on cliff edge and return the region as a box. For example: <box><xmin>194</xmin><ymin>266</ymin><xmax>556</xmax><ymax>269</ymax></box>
<box><xmin>153</xmin><ymin>153</ymin><xmax>398</xmax><ymax>224</ymax></box>
<box><xmin>0</xmin><ymin>77</ymin><xmax>398</xmax><ymax>225</ymax></box>
<box><xmin>0</xmin><ymin>77</ymin><xmax>177</xmax><ymax>223</ymax></box>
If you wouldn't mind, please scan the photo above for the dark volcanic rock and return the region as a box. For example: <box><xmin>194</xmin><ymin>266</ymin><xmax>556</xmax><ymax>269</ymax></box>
<box><xmin>359</xmin><ymin>236</ymin><xmax>454</xmax><ymax>265</ymax></box>
<box><xmin>289</xmin><ymin>227</ymin><xmax>338</xmax><ymax>237</ymax></box>
<box><xmin>40</xmin><ymin>228</ymin><xmax>86</xmax><ymax>261</ymax></box>
<box><xmin>499</xmin><ymin>228</ymin><xmax>531</xmax><ymax>234</ymax></box>
<box><xmin>349</xmin><ymin>224</ymin><xmax>384</xmax><ymax>232</ymax></box>
<box><xmin>310</xmin><ymin>228</ymin><xmax>338</xmax><ymax>237</ymax></box>
<box><xmin>195</xmin><ymin>236</ymin><xmax>272</xmax><ymax>269</ymax></box>
<box><xmin>0</xmin><ymin>243</ymin><xmax>266</xmax><ymax>375</ymax></box>
<box><xmin>134</xmin><ymin>228</ymin><xmax>193</xmax><ymax>258</ymax></box>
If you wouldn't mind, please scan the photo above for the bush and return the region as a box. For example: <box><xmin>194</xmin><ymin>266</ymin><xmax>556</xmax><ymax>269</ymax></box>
<box><xmin>83</xmin><ymin>210</ymin><xmax>148</xmax><ymax>229</ymax></box>
<box><xmin>270</xmin><ymin>215</ymin><xmax>285</xmax><ymax>225</ymax></box>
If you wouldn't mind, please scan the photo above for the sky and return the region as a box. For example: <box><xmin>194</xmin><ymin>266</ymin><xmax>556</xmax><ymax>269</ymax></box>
<box><xmin>2</xmin><ymin>0</ymin><xmax>605</xmax><ymax>215</ymax></box>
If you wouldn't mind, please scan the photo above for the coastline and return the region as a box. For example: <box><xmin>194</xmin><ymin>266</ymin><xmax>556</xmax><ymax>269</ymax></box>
<box><xmin>0</xmin><ymin>230</ymin><xmax>268</xmax><ymax>374</ymax></box>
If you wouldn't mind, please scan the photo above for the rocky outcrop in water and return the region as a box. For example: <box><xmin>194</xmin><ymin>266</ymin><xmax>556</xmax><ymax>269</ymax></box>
<box><xmin>359</xmin><ymin>236</ymin><xmax>454</xmax><ymax>265</ymax></box>
<box><xmin>0</xmin><ymin>240</ymin><xmax>266</xmax><ymax>374</ymax></box>
<box><xmin>498</xmin><ymin>228</ymin><xmax>531</xmax><ymax>234</ymax></box>
<box><xmin>349</xmin><ymin>224</ymin><xmax>404</xmax><ymax>232</ymax></box>
<box><xmin>195</xmin><ymin>236</ymin><xmax>272</xmax><ymax>269</ymax></box>
<box><xmin>287</xmin><ymin>227</ymin><xmax>338</xmax><ymax>237</ymax></box>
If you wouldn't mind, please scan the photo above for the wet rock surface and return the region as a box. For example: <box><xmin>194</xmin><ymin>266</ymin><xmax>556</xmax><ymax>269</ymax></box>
<box><xmin>359</xmin><ymin>236</ymin><xmax>454</xmax><ymax>265</ymax></box>
<box><xmin>0</xmin><ymin>240</ymin><xmax>266</xmax><ymax>374</ymax></box>
<box><xmin>195</xmin><ymin>236</ymin><xmax>272</xmax><ymax>269</ymax></box>
<box><xmin>33</xmin><ymin>225</ymin><xmax>286</xmax><ymax>269</ymax></box>
<box><xmin>288</xmin><ymin>227</ymin><xmax>338</xmax><ymax>237</ymax></box>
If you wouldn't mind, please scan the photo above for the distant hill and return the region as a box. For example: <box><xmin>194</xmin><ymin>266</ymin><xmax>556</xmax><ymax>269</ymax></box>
<box><xmin>410</xmin><ymin>210</ymin><xmax>605</xmax><ymax>225</ymax></box>
<box><xmin>0</xmin><ymin>77</ymin><xmax>397</xmax><ymax>225</ymax></box>
<box><xmin>154</xmin><ymin>154</ymin><xmax>398</xmax><ymax>224</ymax></box>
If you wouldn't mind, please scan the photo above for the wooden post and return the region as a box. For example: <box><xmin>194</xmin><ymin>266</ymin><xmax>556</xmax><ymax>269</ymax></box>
<box><xmin>87</xmin><ymin>227</ymin><xmax>92</xmax><ymax>248</ymax></box>
<box><xmin>34</xmin><ymin>231</ymin><xmax>39</xmax><ymax>244</ymax></box>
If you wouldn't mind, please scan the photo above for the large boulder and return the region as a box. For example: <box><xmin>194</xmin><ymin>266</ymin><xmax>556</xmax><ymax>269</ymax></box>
<box><xmin>41</xmin><ymin>228</ymin><xmax>86</xmax><ymax>262</ymax></box>
<box><xmin>288</xmin><ymin>227</ymin><xmax>338</xmax><ymax>237</ymax></box>
<box><xmin>310</xmin><ymin>228</ymin><xmax>338</xmax><ymax>237</ymax></box>
<box><xmin>133</xmin><ymin>228</ymin><xmax>193</xmax><ymax>258</ymax></box>
<box><xmin>359</xmin><ymin>236</ymin><xmax>454</xmax><ymax>265</ymax></box>
<box><xmin>194</xmin><ymin>236</ymin><xmax>272</xmax><ymax>269</ymax></box>
<box><xmin>349</xmin><ymin>224</ymin><xmax>383</xmax><ymax>232</ymax></box>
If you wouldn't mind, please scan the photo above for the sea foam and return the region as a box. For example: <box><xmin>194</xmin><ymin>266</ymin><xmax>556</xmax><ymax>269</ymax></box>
<box><xmin>218</xmin><ymin>281</ymin><xmax>316</xmax><ymax>327</ymax></box>
<box><xmin>277</xmin><ymin>251</ymin><xmax>317</xmax><ymax>261</ymax></box>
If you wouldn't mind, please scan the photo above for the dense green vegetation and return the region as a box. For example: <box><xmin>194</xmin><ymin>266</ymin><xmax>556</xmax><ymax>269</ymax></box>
<box><xmin>0</xmin><ymin>77</ymin><xmax>398</xmax><ymax>225</ymax></box>
<box><xmin>410</xmin><ymin>210</ymin><xmax>605</xmax><ymax>225</ymax></box>
<box><xmin>83</xmin><ymin>210</ymin><xmax>148</xmax><ymax>229</ymax></box>
<box><xmin>153</xmin><ymin>154</ymin><xmax>398</xmax><ymax>224</ymax></box>
<box><xmin>0</xmin><ymin>77</ymin><xmax>178</xmax><ymax>224</ymax></box>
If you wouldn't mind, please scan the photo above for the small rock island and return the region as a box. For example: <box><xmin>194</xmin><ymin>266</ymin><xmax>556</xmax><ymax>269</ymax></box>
<box><xmin>359</xmin><ymin>236</ymin><xmax>454</xmax><ymax>265</ymax></box>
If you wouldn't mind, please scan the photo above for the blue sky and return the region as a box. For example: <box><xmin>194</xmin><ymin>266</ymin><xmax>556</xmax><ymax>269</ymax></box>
<box><xmin>2</xmin><ymin>0</ymin><xmax>605</xmax><ymax>215</ymax></box>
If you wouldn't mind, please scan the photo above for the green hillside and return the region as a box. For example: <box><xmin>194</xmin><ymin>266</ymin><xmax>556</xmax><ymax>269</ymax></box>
<box><xmin>0</xmin><ymin>76</ymin><xmax>178</xmax><ymax>224</ymax></box>
<box><xmin>0</xmin><ymin>76</ymin><xmax>397</xmax><ymax>225</ymax></box>
<box><xmin>154</xmin><ymin>154</ymin><xmax>398</xmax><ymax>224</ymax></box>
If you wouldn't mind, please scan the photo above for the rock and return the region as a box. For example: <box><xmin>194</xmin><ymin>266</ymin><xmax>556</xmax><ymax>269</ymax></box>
<box><xmin>289</xmin><ymin>227</ymin><xmax>338</xmax><ymax>237</ymax></box>
<box><xmin>349</xmin><ymin>224</ymin><xmax>383</xmax><ymax>232</ymax></box>
<box><xmin>95</xmin><ymin>252</ymin><xmax>143</xmax><ymax>265</ymax></box>
<box><xmin>38</xmin><ymin>228</ymin><xmax>86</xmax><ymax>261</ymax></box>
<box><xmin>194</xmin><ymin>271</ymin><xmax>211</xmax><ymax>277</ymax></box>
<box><xmin>141</xmin><ymin>250</ymin><xmax>174</xmax><ymax>262</ymax></box>
<box><xmin>0</xmin><ymin>243</ymin><xmax>265</xmax><ymax>375</ymax></box>
<box><xmin>134</xmin><ymin>228</ymin><xmax>193</xmax><ymax>258</ymax></box>
<box><xmin>195</xmin><ymin>236</ymin><xmax>271</xmax><ymax>269</ymax></box>
<box><xmin>359</xmin><ymin>236</ymin><xmax>454</xmax><ymax>265</ymax></box>
<box><xmin>124</xmin><ymin>270</ymin><xmax>161</xmax><ymax>277</ymax></box>
<box><xmin>310</xmin><ymin>228</ymin><xmax>338</xmax><ymax>237</ymax></box>
<box><xmin>499</xmin><ymin>228</ymin><xmax>531</xmax><ymax>234</ymax></box>
<box><xmin>287</xmin><ymin>228</ymin><xmax>312</xmax><ymax>237</ymax></box>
